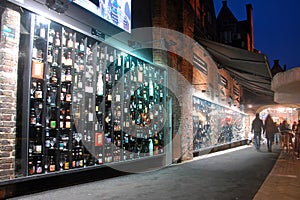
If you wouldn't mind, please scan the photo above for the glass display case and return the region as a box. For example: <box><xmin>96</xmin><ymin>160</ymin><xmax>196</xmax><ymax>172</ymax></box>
<box><xmin>192</xmin><ymin>96</ymin><xmax>246</xmax><ymax>151</ymax></box>
<box><xmin>24</xmin><ymin>14</ymin><xmax>166</xmax><ymax>176</ymax></box>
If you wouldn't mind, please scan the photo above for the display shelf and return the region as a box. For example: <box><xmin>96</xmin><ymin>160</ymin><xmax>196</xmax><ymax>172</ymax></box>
<box><xmin>27</xmin><ymin>13</ymin><xmax>166</xmax><ymax>176</ymax></box>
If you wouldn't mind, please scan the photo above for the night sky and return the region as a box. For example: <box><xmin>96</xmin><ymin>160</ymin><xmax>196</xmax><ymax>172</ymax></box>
<box><xmin>214</xmin><ymin>0</ymin><xmax>300</xmax><ymax>70</ymax></box>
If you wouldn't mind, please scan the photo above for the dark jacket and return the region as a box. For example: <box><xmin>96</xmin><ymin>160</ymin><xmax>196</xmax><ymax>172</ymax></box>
<box><xmin>264</xmin><ymin>117</ymin><xmax>277</xmax><ymax>139</ymax></box>
<box><xmin>251</xmin><ymin>117</ymin><xmax>263</xmax><ymax>134</ymax></box>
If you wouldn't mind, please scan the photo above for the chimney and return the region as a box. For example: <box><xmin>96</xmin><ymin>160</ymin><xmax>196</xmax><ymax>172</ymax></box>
<box><xmin>246</xmin><ymin>4</ymin><xmax>254</xmax><ymax>52</ymax></box>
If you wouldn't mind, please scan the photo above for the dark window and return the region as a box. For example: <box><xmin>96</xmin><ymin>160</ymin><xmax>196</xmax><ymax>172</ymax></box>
<box><xmin>193</xmin><ymin>54</ymin><xmax>208</xmax><ymax>75</ymax></box>
<box><xmin>220</xmin><ymin>75</ymin><xmax>228</xmax><ymax>88</ymax></box>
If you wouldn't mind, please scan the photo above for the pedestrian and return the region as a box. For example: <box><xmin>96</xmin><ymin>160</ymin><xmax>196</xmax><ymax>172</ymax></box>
<box><xmin>279</xmin><ymin>120</ymin><xmax>292</xmax><ymax>149</ymax></box>
<box><xmin>251</xmin><ymin>113</ymin><xmax>264</xmax><ymax>151</ymax></box>
<box><xmin>295</xmin><ymin>120</ymin><xmax>300</xmax><ymax>158</ymax></box>
<box><xmin>264</xmin><ymin>114</ymin><xmax>277</xmax><ymax>152</ymax></box>
<box><xmin>292</xmin><ymin>121</ymin><xmax>297</xmax><ymax>133</ymax></box>
<box><xmin>273</xmin><ymin>122</ymin><xmax>280</xmax><ymax>145</ymax></box>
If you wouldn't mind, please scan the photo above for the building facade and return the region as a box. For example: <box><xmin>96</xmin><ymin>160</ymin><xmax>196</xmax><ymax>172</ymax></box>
<box><xmin>216</xmin><ymin>1</ymin><xmax>254</xmax><ymax>52</ymax></box>
<box><xmin>0</xmin><ymin>0</ymin><xmax>250</xmax><ymax>198</ymax></box>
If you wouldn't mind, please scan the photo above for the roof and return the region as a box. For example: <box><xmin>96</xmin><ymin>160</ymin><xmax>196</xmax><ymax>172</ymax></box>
<box><xmin>216</xmin><ymin>1</ymin><xmax>238</xmax><ymax>22</ymax></box>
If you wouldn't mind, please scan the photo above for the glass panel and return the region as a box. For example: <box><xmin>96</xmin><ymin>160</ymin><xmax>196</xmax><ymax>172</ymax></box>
<box><xmin>14</xmin><ymin>12</ymin><xmax>167</xmax><ymax>177</ymax></box>
<box><xmin>192</xmin><ymin>96</ymin><xmax>246</xmax><ymax>151</ymax></box>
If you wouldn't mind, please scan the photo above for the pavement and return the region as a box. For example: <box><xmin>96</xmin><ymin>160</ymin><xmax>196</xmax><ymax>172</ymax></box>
<box><xmin>7</xmin><ymin>143</ymin><xmax>300</xmax><ymax>200</ymax></box>
<box><xmin>253</xmin><ymin>144</ymin><xmax>300</xmax><ymax>200</ymax></box>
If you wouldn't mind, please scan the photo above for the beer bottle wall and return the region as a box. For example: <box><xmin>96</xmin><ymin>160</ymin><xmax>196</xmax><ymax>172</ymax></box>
<box><xmin>27</xmin><ymin>14</ymin><xmax>166</xmax><ymax>175</ymax></box>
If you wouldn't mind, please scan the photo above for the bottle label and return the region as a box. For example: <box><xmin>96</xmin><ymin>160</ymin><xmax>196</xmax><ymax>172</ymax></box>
<box><xmin>60</xmin><ymin>120</ymin><xmax>64</xmax><ymax>128</ymax></box>
<box><xmin>40</xmin><ymin>27</ymin><xmax>46</xmax><ymax>38</ymax></box>
<box><xmin>65</xmin><ymin>74</ymin><xmax>72</xmax><ymax>82</ymax></box>
<box><xmin>36</xmin><ymin>165</ymin><xmax>43</xmax><ymax>173</ymax></box>
<box><xmin>80</xmin><ymin>43</ymin><xmax>84</xmax><ymax>52</ymax></box>
<box><xmin>65</xmin><ymin>94</ymin><xmax>72</xmax><ymax>102</ymax></box>
<box><xmin>55</xmin><ymin>38</ymin><xmax>60</xmax><ymax>47</ymax></box>
<box><xmin>35</xmin><ymin>145</ymin><xmax>42</xmax><ymax>154</ymax></box>
<box><xmin>59</xmin><ymin>141</ymin><xmax>64</xmax><ymax>150</ymax></box>
<box><xmin>51</xmin><ymin>77</ymin><xmax>58</xmax><ymax>84</ymax></box>
<box><xmin>78</xmin><ymin>81</ymin><xmax>82</xmax><ymax>89</ymax></box>
<box><xmin>116</xmin><ymin>94</ymin><xmax>120</xmax><ymax>102</ymax></box>
<box><xmin>35</xmin><ymin>91</ymin><xmax>43</xmax><ymax>99</ymax></box>
<box><xmin>138</xmin><ymin>71</ymin><xmax>143</xmax><ymax>83</ymax></box>
<box><xmin>49</xmin><ymin>164</ymin><xmax>55</xmax><ymax>172</ymax></box>
<box><xmin>64</xmin><ymin>162</ymin><xmax>69</xmax><ymax>170</ymax></box>
<box><xmin>45</xmin><ymin>139</ymin><xmax>50</xmax><ymax>148</ymax></box>
<box><xmin>67</xmin><ymin>40</ymin><xmax>73</xmax><ymax>48</ymax></box>
<box><xmin>95</xmin><ymin>132</ymin><xmax>104</xmax><ymax>147</ymax></box>
<box><xmin>65</xmin><ymin>121</ymin><xmax>71</xmax><ymax>129</ymax></box>
<box><xmin>48</xmin><ymin>35</ymin><xmax>53</xmax><ymax>44</ymax></box>
<box><xmin>108</xmin><ymin>94</ymin><xmax>112</xmax><ymax>101</ymax></box>
<box><xmin>47</xmin><ymin>54</ymin><xmax>53</xmax><ymax>63</ymax></box>
<box><xmin>50</xmin><ymin>120</ymin><xmax>56</xmax><ymax>129</ymax></box>
<box><xmin>29</xmin><ymin>164</ymin><xmax>35</xmax><ymax>175</ymax></box>
<box><xmin>30</xmin><ymin>116</ymin><xmax>37</xmax><ymax>125</ymax></box>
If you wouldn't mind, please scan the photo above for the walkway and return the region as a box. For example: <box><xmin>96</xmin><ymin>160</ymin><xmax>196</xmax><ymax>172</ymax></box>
<box><xmin>8</xmin><ymin>144</ymin><xmax>289</xmax><ymax>200</ymax></box>
<box><xmin>253</xmin><ymin>145</ymin><xmax>300</xmax><ymax>200</ymax></box>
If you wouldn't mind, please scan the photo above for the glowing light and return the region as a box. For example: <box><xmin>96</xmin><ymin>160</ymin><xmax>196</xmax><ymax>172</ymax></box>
<box><xmin>277</xmin><ymin>107</ymin><xmax>286</xmax><ymax>113</ymax></box>
<box><xmin>36</xmin><ymin>15</ymin><xmax>50</xmax><ymax>25</ymax></box>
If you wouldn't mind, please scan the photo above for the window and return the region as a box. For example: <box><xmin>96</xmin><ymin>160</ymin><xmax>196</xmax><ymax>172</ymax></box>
<box><xmin>193</xmin><ymin>53</ymin><xmax>208</xmax><ymax>75</ymax></box>
<box><xmin>223</xmin><ymin>31</ymin><xmax>232</xmax><ymax>43</ymax></box>
<box><xmin>220</xmin><ymin>75</ymin><xmax>228</xmax><ymax>89</ymax></box>
<box><xmin>233</xmin><ymin>86</ymin><xmax>240</xmax><ymax>96</ymax></box>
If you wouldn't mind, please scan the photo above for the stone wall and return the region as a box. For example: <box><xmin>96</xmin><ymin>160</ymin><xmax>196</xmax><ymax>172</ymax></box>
<box><xmin>0</xmin><ymin>7</ymin><xmax>20</xmax><ymax>180</ymax></box>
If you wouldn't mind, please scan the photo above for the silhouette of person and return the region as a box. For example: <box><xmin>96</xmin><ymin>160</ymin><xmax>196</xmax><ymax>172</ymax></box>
<box><xmin>264</xmin><ymin>114</ymin><xmax>276</xmax><ymax>152</ymax></box>
<box><xmin>251</xmin><ymin>113</ymin><xmax>263</xmax><ymax>151</ymax></box>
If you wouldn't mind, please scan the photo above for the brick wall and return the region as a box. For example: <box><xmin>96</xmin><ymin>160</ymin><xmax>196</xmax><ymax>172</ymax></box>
<box><xmin>152</xmin><ymin>0</ymin><xmax>195</xmax><ymax>161</ymax></box>
<box><xmin>0</xmin><ymin>7</ymin><xmax>20</xmax><ymax>181</ymax></box>
<box><xmin>218</xmin><ymin>68</ymin><xmax>242</xmax><ymax>107</ymax></box>
<box><xmin>152</xmin><ymin>0</ymin><xmax>242</xmax><ymax>161</ymax></box>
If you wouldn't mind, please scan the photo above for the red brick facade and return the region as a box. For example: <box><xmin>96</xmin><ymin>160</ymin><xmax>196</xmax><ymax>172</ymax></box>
<box><xmin>151</xmin><ymin>0</ymin><xmax>242</xmax><ymax>161</ymax></box>
<box><xmin>0</xmin><ymin>7</ymin><xmax>20</xmax><ymax>180</ymax></box>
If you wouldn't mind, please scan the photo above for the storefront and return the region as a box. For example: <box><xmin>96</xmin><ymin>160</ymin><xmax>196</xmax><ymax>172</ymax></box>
<box><xmin>260</xmin><ymin>106</ymin><xmax>299</xmax><ymax>126</ymax></box>
<box><xmin>192</xmin><ymin>95</ymin><xmax>247</xmax><ymax>154</ymax></box>
<box><xmin>0</xmin><ymin>0</ymin><xmax>252</xmax><ymax>198</ymax></box>
<box><xmin>0</xmin><ymin>0</ymin><xmax>171</xmax><ymax>197</ymax></box>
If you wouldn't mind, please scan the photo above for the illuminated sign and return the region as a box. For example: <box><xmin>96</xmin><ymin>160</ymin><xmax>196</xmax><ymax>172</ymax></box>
<box><xmin>73</xmin><ymin>0</ymin><xmax>131</xmax><ymax>33</ymax></box>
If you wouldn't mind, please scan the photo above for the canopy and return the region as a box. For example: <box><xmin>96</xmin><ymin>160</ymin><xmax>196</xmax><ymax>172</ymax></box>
<box><xmin>199</xmin><ymin>38</ymin><xmax>274</xmax><ymax>95</ymax></box>
<box><xmin>198</xmin><ymin>38</ymin><xmax>276</xmax><ymax>110</ymax></box>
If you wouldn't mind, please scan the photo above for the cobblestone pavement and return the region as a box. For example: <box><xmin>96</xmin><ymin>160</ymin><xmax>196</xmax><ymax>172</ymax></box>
<box><xmin>253</xmin><ymin>144</ymin><xmax>300</xmax><ymax>200</ymax></box>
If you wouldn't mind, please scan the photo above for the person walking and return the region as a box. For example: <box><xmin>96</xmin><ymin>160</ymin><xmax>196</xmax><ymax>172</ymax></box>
<box><xmin>295</xmin><ymin>120</ymin><xmax>300</xmax><ymax>158</ymax></box>
<box><xmin>264</xmin><ymin>114</ymin><xmax>277</xmax><ymax>152</ymax></box>
<box><xmin>251</xmin><ymin>113</ymin><xmax>264</xmax><ymax>151</ymax></box>
<box><xmin>273</xmin><ymin>122</ymin><xmax>280</xmax><ymax>145</ymax></box>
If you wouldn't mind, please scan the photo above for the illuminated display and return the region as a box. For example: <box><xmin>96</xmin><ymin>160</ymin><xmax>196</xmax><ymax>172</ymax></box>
<box><xmin>73</xmin><ymin>0</ymin><xmax>131</xmax><ymax>33</ymax></box>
